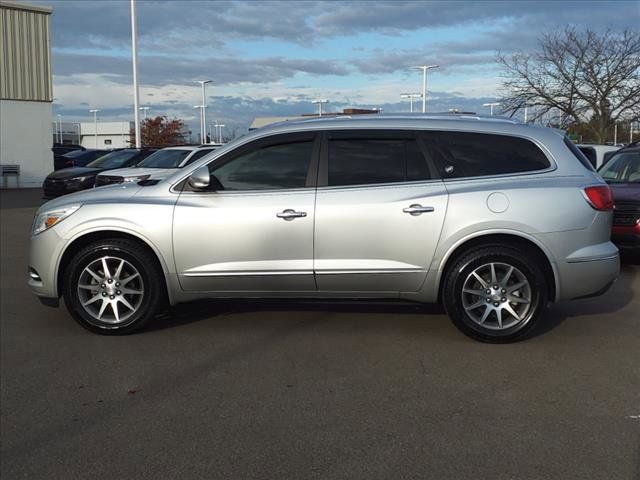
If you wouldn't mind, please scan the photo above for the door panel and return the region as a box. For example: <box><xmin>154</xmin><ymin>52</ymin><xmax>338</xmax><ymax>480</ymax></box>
<box><xmin>174</xmin><ymin>190</ymin><xmax>316</xmax><ymax>291</ymax></box>
<box><xmin>172</xmin><ymin>132</ymin><xmax>319</xmax><ymax>292</ymax></box>
<box><xmin>314</xmin><ymin>182</ymin><xmax>448</xmax><ymax>291</ymax></box>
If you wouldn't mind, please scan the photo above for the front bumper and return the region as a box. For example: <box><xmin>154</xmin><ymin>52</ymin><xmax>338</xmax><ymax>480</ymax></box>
<box><xmin>43</xmin><ymin>178</ymin><xmax>95</xmax><ymax>198</ymax></box>
<box><xmin>611</xmin><ymin>224</ymin><xmax>640</xmax><ymax>250</ymax></box>
<box><xmin>28</xmin><ymin>227</ymin><xmax>66</xmax><ymax>301</ymax></box>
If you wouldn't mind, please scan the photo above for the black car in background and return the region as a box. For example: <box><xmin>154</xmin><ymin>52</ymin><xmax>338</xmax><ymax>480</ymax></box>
<box><xmin>52</xmin><ymin>144</ymin><xmax>85</xmax><ymax>169</ymax></box>
<box><xmin>43</xmin><ymin>148</ymin><xmax>156</xmax><ymax>198</ymax></box>
<box><xmin>53</xmin><ymin>149</ymin><xmax>110</xmax><ymax>170</ymax></box>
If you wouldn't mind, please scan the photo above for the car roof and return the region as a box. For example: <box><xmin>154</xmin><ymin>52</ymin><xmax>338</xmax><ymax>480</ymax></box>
<box><xmin>161</xmin><ymin>146</ymin><xmax>200</xmax><ymax>151</ymax></box>
<box><xmin>247</xmin><ymin>113</ymin><xmax>562</xmax><ymax>145</ymax></box>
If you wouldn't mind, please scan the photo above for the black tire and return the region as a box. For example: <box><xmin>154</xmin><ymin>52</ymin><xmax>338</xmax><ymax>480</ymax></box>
<box><xmin>62</xmin><ymin>238</ymin><xmax>165</xmax><ymax>335</ymax></box>
<box><xmin>442</xmin><ymin>244</ymin><xmax>548</xmax><ymax>343</ymax></box>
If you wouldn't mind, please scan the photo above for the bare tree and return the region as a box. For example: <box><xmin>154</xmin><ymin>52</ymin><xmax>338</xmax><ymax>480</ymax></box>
<box><xmin>498</xmin><ymin>28</ymin><xmax>640</xmax><ymax>143</ymax></box>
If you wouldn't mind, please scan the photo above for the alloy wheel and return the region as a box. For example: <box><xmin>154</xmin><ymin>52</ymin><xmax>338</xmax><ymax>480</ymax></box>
<box><xmin>461</xmin><ymin>262</ymin><xmax>532</xmax><ymax>330</ymax></box>
<box><xmin>76</xmin><ymin>256</ymin><xmax>145</xmax><ymax>325</ymax></box>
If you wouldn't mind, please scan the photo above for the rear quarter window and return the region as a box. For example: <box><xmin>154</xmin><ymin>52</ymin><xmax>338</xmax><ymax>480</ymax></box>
<box><xmin>564</xmin><ymin>138</ymin><xmax>596</xmax><ymax>172</ymax></box>
<box><xmin>421</xmin><ymin>131</ymin><xmax>551</xmax><ymax>179</ymax></box>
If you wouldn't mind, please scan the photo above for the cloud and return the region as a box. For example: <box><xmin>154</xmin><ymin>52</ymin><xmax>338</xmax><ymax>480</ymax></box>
<box><xmin>53</xmin><ymin>52</ymin><xmax>348</xmax><ymax>86</ymax></box>
<box><xmin>45</xmin><ymin>0</ymin><xmax>638</xmax><ymax>134</ymax></box>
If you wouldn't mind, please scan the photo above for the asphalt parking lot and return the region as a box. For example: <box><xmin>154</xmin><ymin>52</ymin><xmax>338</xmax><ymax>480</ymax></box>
<box><xmin>1</xmin><ymin>188</ymin><xmax>638</xmax><ymax>479</ymax></box>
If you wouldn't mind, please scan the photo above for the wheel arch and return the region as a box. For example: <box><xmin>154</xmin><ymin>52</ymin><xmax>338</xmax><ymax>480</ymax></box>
<box><xmin>436</xmin><ymin>231</ymin><xmax>558</xmax><ymax>303</ymax></box>
<box><xmin>56</xmin><ymin>229</ymin><xmax>173</xmax><ymax>304</ymax></box>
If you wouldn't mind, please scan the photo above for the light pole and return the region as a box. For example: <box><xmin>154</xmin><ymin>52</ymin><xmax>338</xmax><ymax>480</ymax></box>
<box><xmin>56</xmin><ymin>114</ymin><xmax>62</xmax><ymax>143</ymax></box>
<box><xmin>195</xmin><ymin>80</ymin><xmax>212</xmax><ymax>145</ymax></box>
<box><xmin>139</xmin><ymin>106</ymin><xmax>150</xmax><ymax>120</ymax></box>
<box><xmin>213</xmin><ymin>122</ymin><xmax>225</xmax><ymax>143</ymax></box>
<box><xmin>75</xmin><ymin>123</ymin><xmax>81</xmax><ymax>144</ymax></box>
<box><xmin>411</xmin><ymin>65</ymin><xmax>438</xmax><ymax>113</ymax></box>
<box><xmin>130</xmin><ymin>0</ymin><xmax>141</xmax><ymax>148</ymax></box>
<box><xmin>193</xmin><ymin>106</ymin><xmax>205</xmax><ymax>143</ymax></box>
<box><xmin>631</xmin><ymin>120</ymin><xmax>635</xmax><ymax>144</ymax></box>
<box><xmin>89</xmin><ymin>109</ymin><xmax>100</xmax><ymax>147</ymax></box>
<box><xmin>400</xmin><ymin>93</ymin><xmax>422</xmax><ymax>113</ymax></box>
<box><xmin>483</xmin><ymin>102</ymin><xmax>501</xmax><ymax>115</ymax></box>
<box><xmin>614</xmin><ymin>121</ymin><xmax>618</xmax><ymax>145</ymax></box>
<box><xmin>312</xmin><ymin>99</ymin><xmax>329</xmax><ymax>116</ymax></box>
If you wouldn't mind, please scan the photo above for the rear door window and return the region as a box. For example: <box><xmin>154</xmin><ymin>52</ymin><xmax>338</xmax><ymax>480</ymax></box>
<box><xmin>327</xmin><ymin>134</ymin><xmax>430</xmax><ymax>187</ymax></box>
<box><xmin>421</xmin><ymin>131</ymin><xmax>551</xmax><ymax>178</ymax></box>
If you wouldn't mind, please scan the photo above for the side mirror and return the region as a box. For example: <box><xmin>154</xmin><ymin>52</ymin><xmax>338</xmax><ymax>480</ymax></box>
<box><xmin>187</xmin><ymin>165</ymin><xmax>210</xmax><ymax>189</ymax></box>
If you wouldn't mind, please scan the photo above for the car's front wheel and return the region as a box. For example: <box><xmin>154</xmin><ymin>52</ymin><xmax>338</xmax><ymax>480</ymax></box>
<box><xmin>442</xmin><ymin>245</ymin><xmax>548</xmax><ymax>343</ymax></box>
<box><xmin>63</xmin><ymin>238</ymin><xmax>164</xmax><ymax>334</ymax></box>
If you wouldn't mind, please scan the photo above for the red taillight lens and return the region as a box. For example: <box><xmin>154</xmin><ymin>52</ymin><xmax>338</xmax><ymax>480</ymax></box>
<box><xmin>65</xmin><ymin>160</ymin><xmax>74</xmax><ymax>167</ymax></box>
<box><xmin>583</xmin><ymin>185</ymin><xmax>613</xmax><ymax>211</ymax></box>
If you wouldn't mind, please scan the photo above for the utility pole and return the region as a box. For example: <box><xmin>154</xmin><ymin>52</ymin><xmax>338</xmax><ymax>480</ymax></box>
<box><xmin>89</xmin><ymin>109</ymin><xmax>100</xmax><ymax>148</ymax></box>
<box><xmin>411</xmin><ymin>65</ymin><xmax>438</xmax><ymax>113</ymax></box>
<box><xmin>312</xmin><ymin>99</ymin><xmax>329</xmax><ymax>116</ymax></box>
<box><xmin>130</xmin><ymin>0</ymin><xmax>141</xmax><ymax>148</ymax></box>
<box><xmin>400</xmin><ymin>93</ymin><xmax>422</xmax><ymax>113</ymax></box>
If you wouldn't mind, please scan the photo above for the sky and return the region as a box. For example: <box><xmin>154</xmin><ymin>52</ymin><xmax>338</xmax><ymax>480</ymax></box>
<box><xmin>43</xmin><ymin>0</ymin><xmax>640</xmax><ymax>137</ymax></box>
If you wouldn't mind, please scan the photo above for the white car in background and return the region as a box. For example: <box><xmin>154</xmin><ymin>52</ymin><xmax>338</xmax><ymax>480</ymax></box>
<box><xmin>577</xmin><ymin>144</ymin><xmax>621</xmax><ymax>169</ymax></box>
<box><xmin>94</xmin><ymin>146</ymin><xmax>217</xmax><ymax>186</ymax></box>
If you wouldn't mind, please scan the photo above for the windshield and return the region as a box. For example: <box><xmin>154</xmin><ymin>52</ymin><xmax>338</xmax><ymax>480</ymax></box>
<box><xmin>598</xmin><ymin>152</ymin><xmax>640</xmax><ymax>183</ymax></box>
<box><xmin>137</xmin><ymin>149</ymin><xmax>191</xmax><ymax>168</ymax></box>
<box><xmin>64</xmin><ymin>149</ymin><xmax>97</xmax><ymax>158</ymax></box>
<box><xmin>87</xmin><ymin>150</ymin><xmax>137</xmax><ymax>169</ymax></box>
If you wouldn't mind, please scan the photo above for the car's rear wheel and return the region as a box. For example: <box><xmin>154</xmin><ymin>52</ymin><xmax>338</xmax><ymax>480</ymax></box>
<box><xmin>63</xmin><ymin>238</ymin><xmax>164</xmax><ymax>334</ymax></box>
<box><xmin>442</xmin><ymin>245</ymin><xmax>548</xmax><ymax>343</ymax></box>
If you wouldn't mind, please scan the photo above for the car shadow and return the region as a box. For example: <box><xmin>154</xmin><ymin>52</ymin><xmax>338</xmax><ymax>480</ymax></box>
<box><xmin>148</xmin><ymin>298</ymin><xmax>447</xmax><ymax>333</ymax></box>
<box><xmin>148</xmin><ymin>261</ymin><xmax>638</xmax><ymax>341</ymax></box>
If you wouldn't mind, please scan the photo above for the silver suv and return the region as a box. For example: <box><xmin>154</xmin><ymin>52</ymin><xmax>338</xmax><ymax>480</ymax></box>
<box><xmin>28</xmin><ymin>115</ymin><xmax>619</xmax><ymax>342</ymax></box>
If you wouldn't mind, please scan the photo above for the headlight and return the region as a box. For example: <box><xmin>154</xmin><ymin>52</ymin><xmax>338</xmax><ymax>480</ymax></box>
<box><xmin>32</xmin><ymin>204</ymin><xmax>81</xmax><ymax>236</ymax></box>
<box><xmin>68</xmin><ymin>176</ymin><xmax>91</xmax><ymax>182</ymax></box>
<box><xmin>122</xmin><ymin>175</ymin><xmax>150</xmax><ymax>183</ymax></box>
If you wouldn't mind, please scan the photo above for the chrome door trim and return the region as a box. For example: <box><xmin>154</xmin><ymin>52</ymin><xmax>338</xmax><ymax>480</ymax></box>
<box><xmin>184</xmin><ymin>270</ymin><xmax>314</xmax><ymax>277</ymax></box>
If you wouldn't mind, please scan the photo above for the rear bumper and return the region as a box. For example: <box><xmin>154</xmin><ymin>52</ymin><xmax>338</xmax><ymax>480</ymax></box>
<box><xmin>558</xmin><ymin>251</ymin><xmax>620</xmax><ymax>301</ymax></box>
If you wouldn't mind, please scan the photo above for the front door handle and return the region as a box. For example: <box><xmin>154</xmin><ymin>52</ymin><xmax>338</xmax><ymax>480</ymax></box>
<box><xmin>277</xmin><ymin>209</ymin><xmax>307</xmax><ymax>221</ymax></box>
<box><xmin>403</xmin><ymin>204</ymin><xmax>434</xmax><ymax>216</ymax></box>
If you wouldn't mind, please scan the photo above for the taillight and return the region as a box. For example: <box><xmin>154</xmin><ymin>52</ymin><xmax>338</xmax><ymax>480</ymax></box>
<box><xmin>65</xmin><ymin>160</ymin><xmax>74</xmax><ymax>167</ymax></box>
<box><xmin>583</xmin><ymin>185</ymin><xmax>613</xmax><ymax>211</ymax></box>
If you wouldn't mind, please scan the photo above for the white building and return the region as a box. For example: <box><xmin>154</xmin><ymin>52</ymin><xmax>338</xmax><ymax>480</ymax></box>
<box><xmin>0</xmin><ymin>1</ymin><xmax>53</xmax><ymax>188</ymax></box>
<box><xmin>79</xmin><ymin>121</ymin><xmax>133</xmax><ymax>149</ymax></box>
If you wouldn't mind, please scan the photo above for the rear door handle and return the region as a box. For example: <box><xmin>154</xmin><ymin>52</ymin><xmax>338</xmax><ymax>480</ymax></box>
<box><xmin>277</xmin><ymin>209</ymin><xmax>307</xmax><ymax>220</ymax></box>
<box><xmin>403</xmin><ymin>204</ymin><xmax>434</xmax><ymax>216</ymax></box>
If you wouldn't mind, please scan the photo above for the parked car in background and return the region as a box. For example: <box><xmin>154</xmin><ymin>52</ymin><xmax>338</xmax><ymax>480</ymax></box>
<box><xmin>52</xmin><ymin>143</ymin><xmax>84</xmax><ymax>157</ymax></box>
<box><xmin>29</xmin><ymin>115</ymin><xmax>619</xmax><ymax>342</ymax></box>
<box><xmin>94</xmin><ymin>146</ymin><xmax>217</xmax><ymax>187</ymax></box>
<box><xmin>54</xmin><ymin>149</ymin><xmax>110</xmax><ymax>171</ymax></box>
<box><xmin>52</xmin><ymin>144</ymin><xmax>85</xmax><ymax>170</ymax></box>
<box><xmin>43</xmin><ymin>149</ymin><xmax>156</xmax><ymax>198</ymax></box>
<box><xmin>577</xmin><ymin>144</ymin><xmax>620</xmax><ymax>169</ymax></box>
<box><xmin>597</xmin><ymin>143</ymin><xmax>640</xmax><ymax>252</ymax></box>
